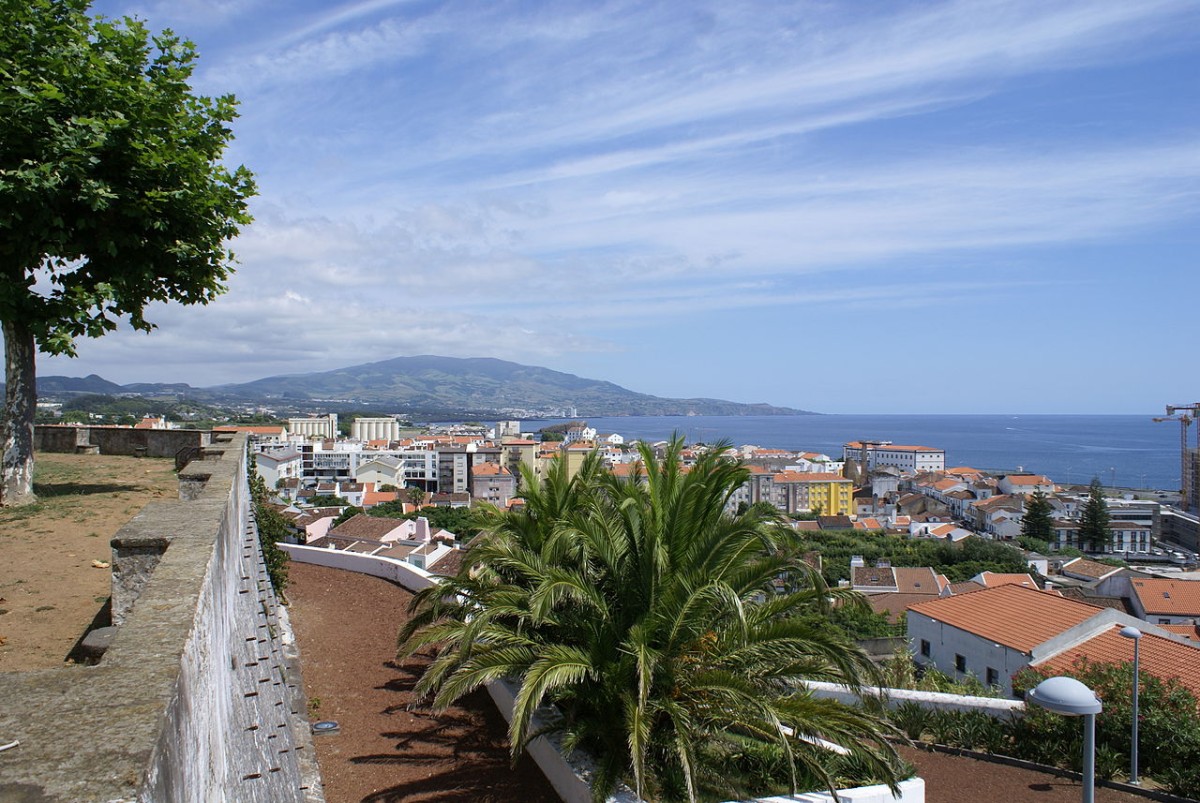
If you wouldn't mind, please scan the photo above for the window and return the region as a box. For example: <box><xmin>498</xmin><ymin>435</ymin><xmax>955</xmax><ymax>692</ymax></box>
<box><xmin>986</xmin><ymin>667</ymin><xmax>999</xmax><ymax>687</ymax></box>
<box><xmin>955</xmin><ymin>654</ymin><xmax>966</xmax><ymax>673</ymax></box>
<box><xmin>920</xmin><ymin>639</ymin><xmax>931</xmax><ymax>657</ymax></box>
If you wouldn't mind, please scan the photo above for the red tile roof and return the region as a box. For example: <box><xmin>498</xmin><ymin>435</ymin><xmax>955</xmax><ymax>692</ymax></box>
<box><xmin>908</xmin><ymin>584</ymin><xmax>1102</xmax><ymax>652</ymax></box>
<box><xmin>1131</xmin><ymin>578</ymin><xmax>1200</xmax><ymax>617</ymax></box>
<box><xmin>1036</xmin><ymin>625</ymin><xmax>1200</xmax><ymax>702</ymax></box>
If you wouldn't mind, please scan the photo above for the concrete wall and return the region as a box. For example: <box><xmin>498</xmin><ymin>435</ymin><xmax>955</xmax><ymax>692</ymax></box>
<box><xmin>0</xmin><ymin>434</ymin><xmax>322</xmax><ymax>803</ymax></box>
<box><xmin>35</xmin><ymin>424</ymin><xmax>212</xmax><ymax>459</ymax></box>
<box><xmin>280</xmin><ymin>542</ymin><xmax>438</xmax><ymax>592</ymax></box>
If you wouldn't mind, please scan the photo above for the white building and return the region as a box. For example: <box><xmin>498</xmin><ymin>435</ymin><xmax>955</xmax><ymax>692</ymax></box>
<box><xmin>843</xmin><ymin>441</ymin><xmax>945</xmax><ymax>475</ymax></box>
<box><xmin>288</xmin><ymin>413</ymin><xmax>338</xmax><ymax>440</ymax></box>
<box><xmin>351</xmin><ymin>417</ymin><xmax>400</xmax><ymax>442</ymax></box>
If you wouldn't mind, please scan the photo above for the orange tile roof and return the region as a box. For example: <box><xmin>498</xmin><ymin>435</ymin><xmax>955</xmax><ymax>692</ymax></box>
<box><xmin>1036</xmin><ymin>625</ymin><xmax>1200</xmax><ymax>702</ymax></box>
<box><xmin>908</xmin><ymin>584</ymin><xmax>1102</xmax><ymax>652</ymax></box>
<box><xmin>975</xmin><ymin>571</ymin><xmax>1040</xmax><ymax>589</ymax></box>
<box><xmin>1160</xmin><ymin>623</ymin><xmax>1200</xmax><ymax>643</ymax></box>
<box><xmin>773</xmin><ymin>471</ymin><xmax>849</xmax><ymax>483</ymax></box>
<box><xmin>471</xmin><ymin>463</ymin><xmax>510</xmax><ymax>476</ymax></box>
<box><xmin>1004</xmin><ymin>474</ymin><xmax>1052</xmax><ymax>485</ymax></box>
<box><xmin>945</xmin><ymin>466</ymin><xmax>984</xmax><ymax>475</ymax></box>
<box><xmin>1131</xmin><ymin>578</ymin><xmax>1200</xmax><ymax>617</ymax></box>
<box><xmin>894</xmin><ymin>567</ymin><xmax>946</xmax><ymax>594</ymax></box>
<box><xmin>1060</xmin><ymin>557</ymin><xmax>1123</xmax><ymax>581</ymax></box>
<box><xmin>215</xmin><ymin>425</ymin><xmax>285</xmax><ymax>435</ymax></box>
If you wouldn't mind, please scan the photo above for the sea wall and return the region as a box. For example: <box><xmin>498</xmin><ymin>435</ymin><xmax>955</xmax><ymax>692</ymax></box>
<box><xmin>0</xmin><ymin>434</ymin><xmax>322</xmax><ymax>803</ymax></box>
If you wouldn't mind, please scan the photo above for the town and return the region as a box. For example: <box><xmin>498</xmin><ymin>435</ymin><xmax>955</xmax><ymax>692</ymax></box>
<box><xmin>169</xmin><ymin>412</ymin><xmax>1193</xmax><ymax>709</ymax></box>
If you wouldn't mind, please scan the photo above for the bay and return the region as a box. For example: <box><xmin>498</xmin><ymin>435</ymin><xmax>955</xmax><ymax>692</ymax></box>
<box><xmin>524</xmin><ymin>415</ymin><xmax>1182</xmax><ymax>492</ymax></box>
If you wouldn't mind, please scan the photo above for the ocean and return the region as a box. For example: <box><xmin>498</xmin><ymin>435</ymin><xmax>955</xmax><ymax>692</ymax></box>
<box><xmin>524</xmin><ymin>415</ymin><xmax>1182</xmax><ymax>492</ymax></box>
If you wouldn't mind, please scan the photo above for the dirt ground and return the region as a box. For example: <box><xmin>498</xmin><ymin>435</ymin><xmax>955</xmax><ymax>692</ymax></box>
<box><xmin>286</xmin><ymin>562</ymin><xmax>1171</xmax><ymax>803</ymax></box>
<box><xmin>285</xmin><ymin>561</ymin><xmax>561</xmax><ymax>803</ymax></box>
<box><xmin>0</xmin><ymin>451</ymin><xmax>179</xmax><ymax>672</ymax></box>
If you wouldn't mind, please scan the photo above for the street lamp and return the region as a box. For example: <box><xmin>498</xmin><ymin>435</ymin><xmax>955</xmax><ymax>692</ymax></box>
<box><xmin>1027</xmin><ymin>676</ymin><xmax>1103</xmax><ymax>803</ymax></box>
<box><xmin>1120</xmin><ymin>626</ymin><xmax>1142</xmax><ymax>784</ymax></box>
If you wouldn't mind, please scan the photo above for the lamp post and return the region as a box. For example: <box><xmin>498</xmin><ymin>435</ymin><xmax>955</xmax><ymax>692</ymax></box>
<box><xmin>1027</xmin><ymin>676</ymin><xmax>1103</xmax><ymax>803</ymax></box>
<box><xmin>1120</xmin><ymin>626</ymin><xmax>1142</xmax><ymax>784</ymax></box>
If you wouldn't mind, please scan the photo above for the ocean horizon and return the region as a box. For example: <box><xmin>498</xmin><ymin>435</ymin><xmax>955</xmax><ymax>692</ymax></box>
<box><xmin>524</xmin><ymin>414</ymin><xmax>1182</xmax><ymax>492</ymax></box>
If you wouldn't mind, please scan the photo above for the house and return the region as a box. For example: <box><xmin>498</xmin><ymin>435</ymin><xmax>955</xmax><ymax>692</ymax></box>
<box><xmin>997</xmin><ymin>474</ymin><xmax>1055</xmax><ymax>496</ymax></box>
<box><xmin>842</xmin><ymin>442</ymin><xmax>946</xmax><ymax>475</ymax></box>
<box><xmin>1033</xmin><ymin>624</ymin><xmax>1200</xmax><ymax>703</ymax></box>
<box><xmin>1051</xmin><ymin>518</ymin><xmax>1153</xmax><ymax>557</ymax></box>
<box><xmin>470</xmin><ymin>462</ymin><xmax>516</xmax><ymax>507</ymax></box>
<box><xmin>907</xmin><ymin>583</ymin><xmax>1180</xmax><ymax>696</ymax></box>
<box><xmin>254</xmin><ymin>449</ymin><xmax>302</xmax><ymax>488</ymax></box>
<box><xmin>1129</xmin><ymin>577</ymin><xmax>1200</xmax><ymax>625</ymax></box>
<box><xmin>1057</xmin><ymin>557</ymin><xmax>1124</xmax><ymax>584</ymax></box>
<box><xmin>971</xmin><ymin>571</ymin><xmax>1041</xmax><ymax>590</ymax></box>
<box><xmin>850</xmin><ymin>562</ymin><xmax>950</xmax><ymax>623</ymax></box>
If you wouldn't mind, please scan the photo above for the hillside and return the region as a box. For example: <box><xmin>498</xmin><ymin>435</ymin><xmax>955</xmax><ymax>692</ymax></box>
<box><xmin>212</xmin><ymin>356</ymin><xmax>811</xmax><ymax>416</ymax></box>
<box><xmin>30</xmin><ymin>355</ymin><xmax>813</xmax><ymax>417</ymax></box>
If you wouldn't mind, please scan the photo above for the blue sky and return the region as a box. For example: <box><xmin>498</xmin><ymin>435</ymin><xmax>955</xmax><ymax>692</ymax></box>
<box><xmin>39</xmin><ymin>0</ymin><xmax>1200</xmax><ymax>414</ymax></box>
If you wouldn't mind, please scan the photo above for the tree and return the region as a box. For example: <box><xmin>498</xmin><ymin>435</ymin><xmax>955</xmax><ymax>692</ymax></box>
<box><xmin>1079</xmin><ymin>477</ymin><xmax>1112</xmax><ymax>552</ymax></box>
<box><xmin>1020</xmin><ymin>489</ymin><xmax>1054</xmax><ymax>544</ymax></box>
<box><xmin>399</xmin><ymin>440</ymin><xmax>903</xmax><ymax>802</ymax></box>
<box><xmin>0</xmin><ymin>1</ymin><xmax>256</xmax><ymax>505</ymax></box>
<box><xmin>406</xmin><ymin>485</ymin><xmax>426</xmax><ymax>506</ymax></box>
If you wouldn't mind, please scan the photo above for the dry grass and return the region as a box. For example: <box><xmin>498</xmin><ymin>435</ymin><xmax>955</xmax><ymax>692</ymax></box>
<box><xmin>0</xmin><ymin>452</ymin><xmax>178</xmax><ymax>672</ymax></box>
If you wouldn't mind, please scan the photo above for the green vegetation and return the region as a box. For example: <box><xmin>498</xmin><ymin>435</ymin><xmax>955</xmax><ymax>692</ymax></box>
<box><xmin>399</xmin><ymin>440</ymin><xmax>905</xmax><ymax>802</ymax></box>
<box><xmin>1</xmin><ymin>0</ymin><xmax>255</xmax><ymax>505</ymax></box>
<box><xmin>1020</xmin><ymin>490</ymin><xmax>1054</xmax><ymax>543</ymax></box>
<box><xmin>370</xmin><ymin>500</ymin><xmax>480</xmax><ymax>540</ymax></box>
<box><xmin>884</xmin><ymin>657</ymin><xmax>1200</xmax><ymax>797</ymax></box>
<box><xmin>787</xmin><ymin>530</ymin><xmax>1030</xmax><ymax>586</ymax></box>
<box><xmin>248</xmin><ymin>455</ymin><xmax>288</xmax><ymax>596</ymax></box>
<box><xmin>1079</xmin><ymin>477</ymin><xmax>1112</xmax><ymax>551</ymax></box>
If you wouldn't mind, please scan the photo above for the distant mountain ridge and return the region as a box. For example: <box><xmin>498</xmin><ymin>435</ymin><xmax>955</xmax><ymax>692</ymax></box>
<box><xmin>33</xmin><ymin>355</ymin><xmax>814</xmax><ymax>417</ymax></box>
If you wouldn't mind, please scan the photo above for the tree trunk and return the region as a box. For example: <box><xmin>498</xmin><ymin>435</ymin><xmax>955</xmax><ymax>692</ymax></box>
<box><xmin>2</xmin><ymin>320</ymin><xmax>37</xmax><ymax>506</ymax></box>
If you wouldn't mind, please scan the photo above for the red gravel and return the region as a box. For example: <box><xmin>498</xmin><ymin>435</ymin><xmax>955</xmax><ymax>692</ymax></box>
<box><xmin>285</xmin><ymin>561</ymin><xmax>561</xmax><ymax>803</ymax></box>
<box><xmin>898</xmin><ymin>745</ymin><xmax>1166</xmax><ymax>803</ymax></box>
<box><xmin>286</xmin><ymin>560</ymin><xmax>1168</xmax><ymax>803</ymax></box>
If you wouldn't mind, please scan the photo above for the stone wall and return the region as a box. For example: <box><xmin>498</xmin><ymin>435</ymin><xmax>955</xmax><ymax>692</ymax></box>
<box><xmin>35</xmin><ymin>424</ymin><xmax>211</xmax><ymax>459</ymax></box>
<box><xmin>0</xmin><ymin>434</ymin><xmax>322</xmax><ymax>803</ymax></box>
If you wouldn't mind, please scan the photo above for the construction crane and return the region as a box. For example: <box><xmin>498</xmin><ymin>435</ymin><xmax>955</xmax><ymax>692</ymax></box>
<box><xmin>1155</xmin><ymin>404</ymin><xmax>1200</xmax><ymax>512</ymax></box>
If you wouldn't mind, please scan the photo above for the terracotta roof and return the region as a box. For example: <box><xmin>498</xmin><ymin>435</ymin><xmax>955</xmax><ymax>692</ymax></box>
<box><xmin>1059</xmin><ymin>557</ymin><xmax>1123</xmax><ymax>581</ymax></box>
<box><xmin>975</xmin><ymin>571</ymin><xmax>1040</xmax><ymax>590</ymax></box>
<box><xmin>1131</xmin><ymin>578</ymin><xmax>1200</xmax><ymax>617</ymax></box>
<box><xmin>773</xmin><ymin>471</ymin><xmax>849</xmax><ymax>483</ymax></box>
<box><xmin>945</xmin><ymin>466</ymin><xmax>984</xmax><ymax>475</ymax></box>
<box><xmin>471</xmin><ymin>463</ymin><xmax>511</xmax><ymax>477</ymax></box>
<box><xmin>895</xmin><ymin>566</ymin><xmax>947</xmax><ymax>594</ymax></box>
<box><xmin>867</xmin><ymin>592</ymin><xmax>939</xmax><ymax>623</ymax></box>
<box><xmin>1160</xmin><ymin>623</ymin><xmax>1200</xmax><ymax>643</ymax></box>
<box><xmin>1036</xmin><ymin>625</ymin><xmax>1200</xmax><ymax>702</ymax></box>
<box><xmin>908</xmin><ymin>584</ymin><xmax>1103</xmax><ymax>652</ymax></box>
<box><xmin>328</xmin><ymin>514</ymin><xmax>407</xmax><ymax>541</ymax></box>
<box><xmin>1003</xmin><ymin>474</ymin><xmax>1052</xmax><ymax>485</ymax></box>
<box><xmin>852</xmin><ymin>566</ymin><xmax>897</xmax><ymax>590</ymax></box>
<box><xmin>947</xmin><ymin>580</ymin><xmax>986</xmax><ymax>595</ymax></box>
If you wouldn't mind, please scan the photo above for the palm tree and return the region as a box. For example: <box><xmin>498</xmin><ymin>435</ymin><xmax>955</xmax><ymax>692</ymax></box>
<box><xmin>399</xmin><ymin>438</ymin><xmax>903</xmax><ymax>802</ymax></box>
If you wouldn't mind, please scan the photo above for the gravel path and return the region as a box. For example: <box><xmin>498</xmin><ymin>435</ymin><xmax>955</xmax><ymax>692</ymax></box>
<box><xmin>285</xmin><ymin>561</ymin><xmax>561</xmax><ymax>803</ymax></box>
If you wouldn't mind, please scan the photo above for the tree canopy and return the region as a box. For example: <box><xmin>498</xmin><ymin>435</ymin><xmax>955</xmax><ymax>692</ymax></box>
<box><xmin>1020</xmin><ymin>489</ymin><xmax>1055</xmax><ymax>544</ymax></box>
<box><xmin>0</xmin><ymin>0</ymin><xmax>255</xmax><ymax>504</ymax></box>
<box><xmin>1079</xmin><ymin>477</ymin><xmax>1112</xmax><ymax>552</ymax></box>
<box><xmin>399</xmin><ymin>440</ymin><xmax>904</xmax><ymax>801</ymax></box>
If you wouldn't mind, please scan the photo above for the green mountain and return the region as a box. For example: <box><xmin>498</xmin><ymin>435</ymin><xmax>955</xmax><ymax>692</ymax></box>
<box><xmin>212</xmin><ymin>355</ymin><xmax>812</xmax><ymax>417</ymax></box>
